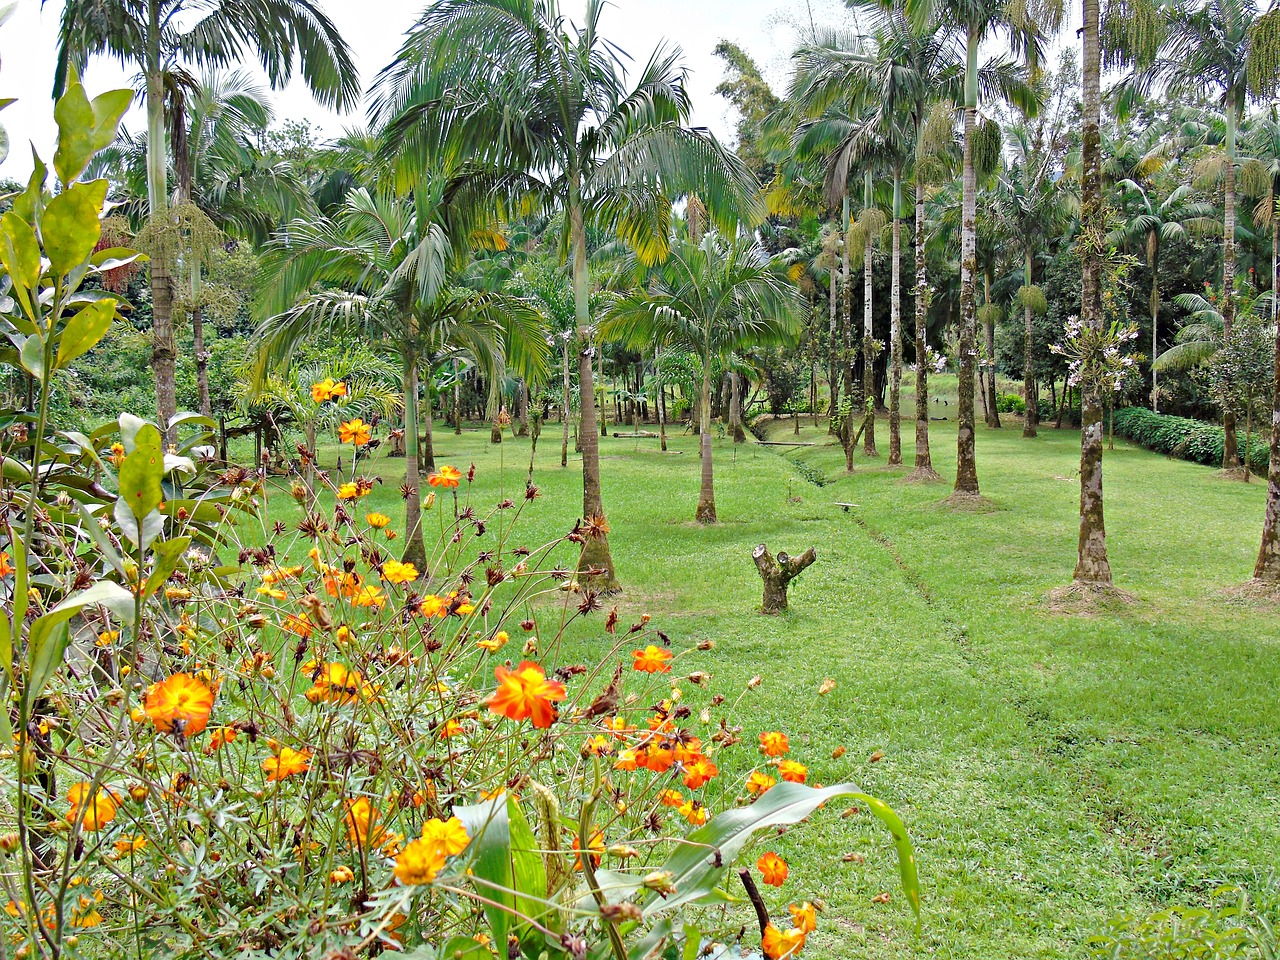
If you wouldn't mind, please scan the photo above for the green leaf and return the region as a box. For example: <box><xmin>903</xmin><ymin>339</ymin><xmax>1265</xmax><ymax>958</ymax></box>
<box><xmin>26</xmin><ymin>581</ymin><xmax>134</xmax><ymax>699</ymax></box>
<box><xmin>11</xmin><ymin>152</ymin><xmax>47</xmax><ymax>223</ymax></box>
<box><xmin>54</xmin><ymin>298</ymin><xmax>116</xmax><ymax>370</ymax></box>
<box><xmin>114</xmin><ymin>498</ymin><xmax>164</xmax><ymax>552</ymax></box>
<box><xmin>118</xmin><ymin>413</ymin><xmax>149</xmax><ymax>453</ymax></box>
<box><xmin>142</xmin><ymin>538</ymin><xmax>190</xmax><ymax>600</ymax></box>
<box><xmin>53</xmin><ymin>84</ymin><xmax>131</xmax><ymax>185</ymax></box>
<box><xmin>18</xmin><ymin>334</ymin><xmax>44</xmax><ymax>378</ymax></box>
<box><xmin>118</xmin><ymin>423</ymin><xmax>163</xmax><ymax>519</ymax></box>
<box><xmin>42</xmin><ymin>180</ymin><xmax>107</xmax><ymax>276</ymax></box>
<box><xmin>644</xmin><ymin>782</ymin><xmax>920</xmax><ymax>920</ymax></box>
<box><xmin>0</xmin><ymin>210</ymin><xmax>41</xmax><ymax>316</ymax></box>
<box><xmin>76</xmin><ymin>504</ymin><xmax>127</xmax><ymax>578</ymax></box>
<box><xmin>435</xmin><ymin>938</ymin><xmax>493</xmax><ymax>960</ymax></box>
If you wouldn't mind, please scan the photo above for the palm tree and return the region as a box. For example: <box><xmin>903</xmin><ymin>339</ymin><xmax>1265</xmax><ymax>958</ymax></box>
<box><xmin>1134</xmin><ymin>0</ymin><xmax>1280</xmax><ymax>466</ymax></box>
<box><xmin>52</xmin><ymin>0</ymin><xmax>358</xmax><ymax>441</ymax></box>
<box><xmin>255</xmin><ymin>184</ymin><xmax>547</xmax><ymax>567</ymax></box>
<box><xmin>373</xmin><ymin>0</ymin><xmax>760</xmax><ymax>589</ymax></box>
<box><xmin>904</xmin><ymin>0</ymin><xmax>1051</xmax><ymax>498</ymax></box>
<box><xmin>1110</xmin><ymin>180</ymin><xmax>1217</xmax><ymax>412</ymax></box>
<box><xmin>1241</xmin><ymin>109</ymin><xmax>1280</xmax><ymax>326</ymax></box>
<box><xmin>604</xmin><ymin>233</ymin><xmax>802</xmax><ymax>522</ymax></box>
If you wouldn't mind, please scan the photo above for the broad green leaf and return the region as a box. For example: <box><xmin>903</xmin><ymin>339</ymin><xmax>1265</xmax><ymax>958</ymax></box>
<box><xmin>26</xmin><ymin>581</ymin><xmax>134</xmax><ymax>699</ymax></box>
<box><xmin>682</xmin><ymin>924</ymin><xmax>701</xmax><ymax>960</ymax></box>
<box><xmin>11</xmin><ymin>151</ymin><xmax>46</xmax><ymax>223</ymax></box>
<box><xmin>114</xmin><ymin>498</ymin><xmax>164</xmax><ymax>552</ymax></box>
<box><xmin>118</xmin><ymin>423</ymin><xmax>163</xmax><ymax>519</ymax></box>
<box><xmin>643</xmin><ymin>782</ymin><xmax>920</xmax><ymax>920</ymax></box>
<box><xmin>76</xmin><ymin>504</ymin><xmax>127</xmax><ymax>578</ymax></box>
<box><xmin>42</xmin><ymin>180</ymin><xmax>107</xmax><ymax>276</ymax></box>
<box><xmin>18</xmin><ymin>334</ymin><xmax>44</xmax><ymax>378</ymax></box>
<box><xmin>55</xmin><ymin>298</ymin><xmax>115</xmax><ymax>369</ymax></box>
<box><xmin>0</xmin><ymin>589</ymin><xmax>10</xmax><ymax>681</ymax></box>
<box><xmin>434</xmin><ymin>938</ymin><xmax>492</xmax><ymax>960</ymax></box>
<box><xmin>628</xmin><ymin>916</ymin><xmax>675</xmax><ymax>960</ymax></box>
<box><xmin>0</xmin><ymin>211</ymin><xmax>41</xmax><ymax>315</ymax></box>
<box><xmin>118</xmin><ymin>413</ymin><xmax>148</xmax><ymax>453</ymax></box>
<box><xmin>142</xmin><ymin>537</ymin><xmax>190</xmax><ymax>600</ymax></box>
<box><xmin>53</xmin><ymin>84</ymin><xmax>131</xmax><ymax>185</ymax></box>
<box><xmin>0</xmin><ymin>678</ymin><xmax>12</xmax><ymax>749</ymax></box>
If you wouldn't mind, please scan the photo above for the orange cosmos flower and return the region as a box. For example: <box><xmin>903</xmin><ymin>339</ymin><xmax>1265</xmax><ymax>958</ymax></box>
<box><xmin>420</xmin><ymin>816</ymin><xmax>471</xmax><ymax>857</ymax></box>
<box><xmin>681</xmin><ymin>755</ymin><xmax>719</xmax><ymax>790</ymax></box>
<box><xmin>311</xmin><ymin>378</ymin><xmax>347</xmax><ymax>403</ymax></box>
<box><xmin>759</xmin><ymin>731</ymin><xmax>790</xmax><ymax>757</ymax></box>
<box><xmin>380</xmin><ymin>559</ymin><xmax>418</xmax><ymax>584</ymax></box>
<box><xmin>366</xmin><ymin>512</ymin><xmax>391</xmax><ymax>529</ymax></box>
<box><xmin>263</xmin><ymin>747</ymin><xmax>311</xmax><ymax>782</ymax></box>
<box><xmin>305</xmin><ymin>662</ymin><xmax>370</xmax><ymax>705</ymax></box>
<box><xmin>777</xmin><ymin>760</ymin><xmax>808</xmax><ymax>784</ymax></box>
<box><xmin>0</xmin><ymin>552</ymin><xmax>13</xmax><ymax>577</ymax></box>
<box><xmin>572</xmin><ymin>829</ymin><xmax>605</xmax><ymax>870</ymax></box>
<box><xmin>640</xmin><ymin>742</ymin><xmax>676</xmax><ymax>773</ymax></box>
<box><xmin>427</xmin><ymin>465</ymin><xmax>462</xmax><ymax>488</ymax></box>
<box><xmin>329</xmin><ymin>865</ymin><xmax>355</xmax><ymax>885</ymax></box>
<box><xmin>678</xmin><ymin>799</ymin><xmax>709</xmax><ymax>826</ymax></box>
<box><xmin>350</xmin><ymin>583</ymin><xmax>386</xmax><ymax>608</ymax></box>
<box><xmin>204</xmin><ymin>726</ymin><xmax>238</xmax><ymax>754</ymax></box>
<box><xmin>113</xmin><ymin>835</ymin><xmax>147</xmax><ymax>856</ymax></box>
<box><xmin>757</xmin><ymin>851</ymin><xmax>789</xmax><ymax>887</ymax></box>
<box><xmin>658</xmin><ymin>789</ymin><xmax>685</xmax><ymax>808</ymax></box>
<box><xmin>613</xmin><ymin>748</ymin><xmax>640</xmax><ymax>771</ymax></box>
<box><xmin>338</xmin><ymin>418</ymin><xmax>372</xmax><ymax>446</ymax></box>
<box><xmin>477</xmin><ymin>630</ymin><xmax>509</xmax><ymax>653</ymax></box>
<box><xmin>746</xmin><ymin>771</ymin><xmax>777</xmax><ymax>796</ymax></box>
<box><xmin>488</xmin><ymin>661</ymin><xmax>567</xmax><ymax>729</ymax></box>
<box><xmin>144</xmin><ymin>673</ymin><xmax>214</xmax><ymax>736</ymax></box>
<box><xmin>345</xmin><ymin>798</ymin><xmax>390</xmax><ymax>848</ymax></box>
<box><xmin>789</xmin><ymin>902</ymin><xmax>818</xmax><ymax>934</ymax></box>
<box><xmin>762</xmin><ymin>923</ymin><xmax>807</xmax><ymax>959</ymax></box>
<box><xmin>631</xmin><ymin>645</ymin><xmax>673</xmax><ymax>673</ymax></box>
<box><xmin>66</xmin><ymin>783</ymin><xmax>120</xmax><ymax>832</ymax></box>
<box><xmin>393</xmin><ymin>836</ymin><xmax>448</xmax><ymax>885</ymax></box>
<box><xmin>282</xmin><ymin>613</ymin><xmax>313</xmax><ymax>638</ymax></box>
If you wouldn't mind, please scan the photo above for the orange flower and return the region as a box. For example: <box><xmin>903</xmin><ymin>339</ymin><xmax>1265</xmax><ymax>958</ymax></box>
<box><xmin>0</xmin><ymin>552</ymin><xmax>13</xmax><ymax>577</ymax></box>
<box><xmin>640</xmin><ymin>742</ymin><xmax>676</xmax><ymax>774</ymax></box>
<box><xmin>350</xmin><ymin>583</ymin><xmax>386</xmax><ymax>608</ymax></box>
<box><xmin>204</xmin><ymin>726</ymin><xmax>238</xmax><ymax>754</ymax></box>
<box><xmin>613</xmin><ymin>748</ymin><xmax>640</xmax><ymax>771</ymax></box>
<box><xmin>263</xmin><ymin>747</ymin><xmax>311</xmax><ymax>782</ymax></box>
<box><xmin>631</xmin><ymin>645</ymin><xmax>673</xmax><ymax>673</ymax></box>
<box><xmin>488</xmin><ymin>661</ymin><xmax>567</xmax><ymax>729</ymax></box>
<box><xmin>144</xmin><ymin>674</ymin><xmax>214</xmax><ymax>736</ymax></box>
<box><xmin>759</xmin><ymin>731</ymin><xmax>790</xmax><ymax>757</ymax></box>
<box><xmin>658</xmin><ymin>789</ymin><xmax>685</xmax><ymax>808</ymax></box>
<box><xmin>572</xmin><ymin>829</ymin><xmax>605</xmax><ymax>870</ymax></box>
<box><xmin>282</xmin><ymin>613</ymin><xmax>314</xmax><ymax>638</ymax></box>
<box><xmin>338</xmin><ymin>419</ymin><xmax>372</xmax><ymax>446</ymax></box>
<box><xmin>394</xmin><ymin>836</ymin><xmax>448</xmax><ymax>885</ymax></box>
<box><xmin>427</xmin><ymin>465</ymin><xmax>462</xmax><ymax>489</ymax></box>
<box><xmin>66</xmin><ymin>783</ymin><xmax>120</xmax><ymax>832</ymax></box>
<box><xmin>113</xmin><ymin>835</ymin><xmax>147</xmax><ymax>856</ymax></box>
<box><xmin>380</xmin><ymin>559</ymin><xmax>418</xmax><ymax>585</ymax></box>
<box><xmin>366</xmin><ymin>512</ymin><xmax>391</xmax><ymax>529</ymax></box>
<box><xmin>477</xmin><ymin>630</ymin><xmax>509</xmax><ymax>653</ymax></box>
<box><xmin>757</xmin><ymin>852</ymin><xmax>788</xmax><ymax>887</ymax></box>
<box><xmin>311</xmin><ymin>378</ymin><xmax>347</xmax><ymax>403</ymax></box>
<box><xmin>746</xmin><ymin>771</ymin><xmax>777</xmax><ymax>796</ymax></box>
<box><xmin>678</xmin><ymin>798</ymin><xmax>709</xmax><ymax>826</ymax></box>
<box><xmin>305</xmin><ymin>662</ymin><xmax>371</xmax><ymax>705</ymax></box>
<box><xmin>681</xmin><ymin>755</ymin><xmax>719</xmax><ymax>790</ymax></box>
<box><xmin>777</xmin><ymin>760</ymin><xmax>808</xmax><ymax>784</ymax></box>
<box><xmin>345</xmin><ymin>798</ymin><xmax>390</xmax><ymax>848</ymax></box>
<box><xmin>762</xmin><ymin>923</ymin><xmax>806</xmax><ymax>959</ymax></box>
<box><xmin>420</xmin><ymin>817</ymin><xmax>470</xmax><ymax>857</ymax></box>
<box><xmin>789</xmin><ymin>902</ymin><xmax>818</xmax><ymax>934</ymax></box>
<box><xmin>329</xmin><ymin>865</ymin><xmax>355</xmax><ymax>884</ymax></box>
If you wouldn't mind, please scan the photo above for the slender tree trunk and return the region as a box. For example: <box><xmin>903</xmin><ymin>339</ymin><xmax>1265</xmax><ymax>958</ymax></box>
<box><xmin>842</xmin><ymin>196</ymin><xmax>858</xmax><ymax>441</ymax></box>
<box><xmin>889</xmin><ymin>169</ymin><xmax>903</xmax><ymax>465</ymax></box>
<box><xmin>730</xmin><ymin>371</ymin><xmax>746</xmax><ymax>443</ymax></box>
<box><xmin>561</xmin><ymin>342</ymin><xmax>571</xmax><ymax>467</ymax></box>
<box><xmin>656</xmin><ymin>346</ymin><xmax>668</xmax><ymax>452</ymax></box>
<box><xmin>828</xmin><ymin>232</ymin><xmax>840</xmax><ymax>432</ymax></box>
<box><xmin>1023</xmin><ymin>248</ymin><xmax>1038</xmax><ymax>437</ymax></box>
<box><xmin>909</xmin><ymin>142</ymin><xmax>940</xmax><ymax>481</ymax></box>
<box><xmin>304</xmin><ymin>420</ymin><xmax>317</xmax><ymax>502</ymax></box>
<box><xmin>516</xmin><ymin>379</ymin><xmax>529</xmax><ymax>436</ymax></box>
<box><xmin>1254</xmin><ymin>315</ymin><xmax>1280</xmax><ymax>581</ymax></box>
<box><xmin>1148</xmin><ymin>231</ymin><xmax>1161</xmax><ymax>413</ymax></box>
<box><xmin>192</xmin><ymin>287</ymin><xmax>211</xmax><ymax>419</ymax></box>
<box><xmin>955</xmin><ymin>34</ymin><xmax>981</xmax><ymax>497</ymax></box>
<box><xmin>983</xmin><ymin>271</ymin><xmax>1001</xmax><ymax>428</ymax></box>
<box><xmin>146</xmin><ymin>59</ymin><xmax>176</xmax><ymax>442</ymax></box>
<box><xmin>422</xmin><ymin>381</ymin><xmax>436</xmax><ymax>473</ymax></box>
<box><xmin>1224</xmin><ymin>109</ymin><xmax>1240</xmax><ymax>468</ymax></box>
<box><xmin>863</xmin><ymin>175</ymin><xmax>878</xmax><ymax>457</ymax></box>
<box><xmin>1073</xmin><ymin>0</ymin><xmax>1113</xmax><ymax>587</ymax></box>
<box><xmin>696</xmin><ymin>366</ymin><xmax>717</xmax><ymax>522</ymax></box>
<box><xmin>571</xmin><ymin>181</ymin><xmax>617</xmax><ymax>587</ymax></box>
<box><xmin>598</xmin><ymin>351</ymin><xmax>608</xmax><ymax>438</ymax></box>
<box><xmin>402</xmin><ymin>349</ymin><xmax>427</xmax><ymax>569</ymax></box>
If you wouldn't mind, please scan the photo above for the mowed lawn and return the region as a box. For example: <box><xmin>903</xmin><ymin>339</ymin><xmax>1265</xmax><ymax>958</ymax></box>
<box><xmin>244</xmin><ymin>393</ymin><xmax>1279</xmax><ymax>960</ymax></box>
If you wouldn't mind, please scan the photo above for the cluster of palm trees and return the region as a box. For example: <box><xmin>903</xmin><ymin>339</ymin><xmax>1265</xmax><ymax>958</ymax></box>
<box><xmin>55</xmin><ymin>0</ymin><xmax>1280</xmax><ymax>589</ymax></box>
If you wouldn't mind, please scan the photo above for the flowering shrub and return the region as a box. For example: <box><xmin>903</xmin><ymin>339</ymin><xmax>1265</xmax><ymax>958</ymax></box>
<box><xmin>0</xmin><ymin>81</ymin><xmax>918</xmax><ymax>960</ymax></box>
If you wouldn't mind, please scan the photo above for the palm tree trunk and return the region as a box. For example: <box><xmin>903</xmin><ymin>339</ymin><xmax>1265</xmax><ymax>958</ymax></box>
<box><xmin>561</xmin><ymin>341</ymin><xmax>571</xmax><ymax>467</ymax></box>
<box><xmin>1023</xmin><ymin>247</ymin><xmax>1038</xmax><ymax>438</ymax></box>
<box><xmin>842</xmin><ymin>197</ymin><xmax>858</xmax><ymax>435</ymax></box>
<box><xmin>517</xmin><ymin>379</ymin><xmax>529</xmax><ymax>436</ymax></box>
<box><xmin>863</xmin><ymin>176</ymin><xmax>878</xmax><ymax>458</ymax></box>
<box><xmin>1254</xmin><ymin>315</ymin><xmax>1280</xmax><ymax>581</ymax></box>
<box><xmin>1224</xmin><ymin>107</ymin><xmax>1240</xmax><ymax>469</ymax></box>
<box><xmin>1149</xmin><ymin>231</ymin><xmax>1161</xmax><ymax>413</ymax></box>
<box><xmin>955</xmin><ymin>32</ymin><xmax>981</xmax><ymax>497</ymax></box>
<box><xmin>828</xmin><ymin>245</ymin><xmax>839</xmax><ymax>433</ymax></box>
<box><xmin>729</xmin><ymin>371</ymin><xmax>746</xmax><ymax>443</ymax></box>
<box><xmin>909</xmin><ymin>140</ymin><xmax>940</xmax><ymax>482</ymax></box>
<box><xmin>695</xmin><ymin>367</ymin><xmax>717</xmax><ymax>523</ymax></box>
<box><xmin>984</xmin><ymin>270</ymin><xmax>1001</xmax><ymax>429</ymax></box>
<box><xmin>422</xmin><ymin>379</ymin><xmax>436</xmax><ymax>473</ymax></box>
<box><xmin>402</xmin><ymin>348</ymin><xmax>426</xmax><ymax>570</ymax></box>
<box><xmin>146</xmin><ymin>60</ymin><xmax>177</xmax><ymax>442</ymax></box>
<box><xmin>656</xmin><ymin>346</ymin><xmax>668</xmax><ymax>452</ymax></box>
<box><xmin>1073</xmin><ymin>0</ymin><xmax>1113</xmax><ymax>588</ymax></box>
<box><xmin>571</xmin><ymin>181</ymin><xmax>617</xmax><ymax>587</ymax></box>
<box><xmin>889</xmin><ymin>168</ymin><xmax>903</xmax><ymax>466</ymax></box>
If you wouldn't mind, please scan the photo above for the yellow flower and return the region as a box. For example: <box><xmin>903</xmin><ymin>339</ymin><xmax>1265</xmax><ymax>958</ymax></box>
<box><xmin>329</xmin><ymin>865</ymin><xmax>355</xmax><ymax>885</ymax></box>
<box><xmin>256</xmin><ymin>585</ymin><xmax>287</xmax><ymax>600</ymax></box>
<box><xmin>263</xmin><ymin>747</ymin><xmax>311</xmax><ymax>782</ymax></box>
<box><xmin>420</xmin><ymin>817</ymin><xmax>470</xmax><ymax>857</ymax></box>
<box><xmin>476</xmin><ymin>630</ymin><xmax>509</xmax><ymax>653</ymax></box>
<box><xmin>393</xmin><ymin>836</ymin><xmax>448</xmax><ymax>885</ymax></box>
<box><xmin>144</xmin><ymin>674</ymin><xmax>215</xmax><ymax>736</ymax></box>
<box><xmin>380</xmin><ymin>559</ymin><xmax>418</xmax><ymax>585</ymax></box>
<box><xmin>345</xmin><ymin>798</ymin><xmax>390</xmax><ymax>848</ymax></box>
<box><xmin>311</xmin><ymin>378</ymin><xmax>348</xmax><ymax>403</ymax></box>
<box><xmin>66</xmin><ymin>783</ymin><xmax>120</xmax><ymax>832</ymax></box>
<box><xmin>305</xmin><ymin>662</ymin><xmax>372</xmax><ymax>705</ymax></box>
<box><xmin>113</xmin><ymin>836</ymin><xmax>147</xmax><ymax>856</ymax></box>
<box><xmin>336</xmin><ymin>482</ymin><xmax>362</xmax><ymax>500</ymax></box>
<box><xmin>350</xmin><ymin>583</ymin><xmax>386</xmax><ymax>608</ymax></box>
<box><xmin>366</xmin><ymin>512</ymin><xmax>391</xmax><ymax>529</ymax></box>
<box><xmin>777</xmin><ymin>760</ymin><xmax>808</xmax><ymax>784</ymax></box>
<box><xmin>746</xmin><ymin>771</ymin><xmax>777</xmax><ymax>796</ymax></box>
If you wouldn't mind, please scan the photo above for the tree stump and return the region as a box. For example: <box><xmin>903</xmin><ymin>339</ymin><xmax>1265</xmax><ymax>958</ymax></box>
<box><xmin>753</xmin><ymin>543</ymin><xmax>817</xmax><ymax>614</ymax></box>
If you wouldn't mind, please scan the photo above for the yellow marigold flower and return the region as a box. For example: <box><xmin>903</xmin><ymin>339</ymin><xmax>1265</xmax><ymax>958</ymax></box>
<box><xmin>759</xmin><ymin>731</ymin><xmax>790</xmax><ymax>757</ymax></box>
<box><xmin>366</xmin><ymin>512</ymin><xmax>391</xmax><ymax>529</ymax></box>
<box><xmin>380</xmin><ymin>559</ymin><xmax>418</xmax><ymax>585</ymax></box>
<box><xmin>144</xmin><ymin>673</ymin><xmax>215</xmax><ymax>736</ymax></box>
<box><xmin>329</xmin><ymin>865</ymin><xmax>355</xmax><ymax>885</ymax></box>
<box><xmin>746</xmin><ymin>771</ymin><xmax>777</xmax><ymax>796</ymax></box>
<box><xmin>777</xmin><ymin>760</ymin><xmax>808</xmax><ymax>784</ymax></box>
<box><xmin>336</xmin><ymin>482</ymin><xmax>362</xmax><ymax>500</ymax></box>
<box><xmin>263</xmin><ymin>747</ymin><xmax>311</xmax><ymax>782</ymax></box>
<box><xmin>66</xmin><ymin>783</ymin><xmax>120</xmax><ymax>832</ymax></box>
<box><xmin>393</xmin><ymin>836</ymin><xmax>448</xmax><ymax>885</ymax></box>
<box><xmin>338</xmin><ymin>418</ymin><xmax>372</xmax><ymax>446</ymax></box>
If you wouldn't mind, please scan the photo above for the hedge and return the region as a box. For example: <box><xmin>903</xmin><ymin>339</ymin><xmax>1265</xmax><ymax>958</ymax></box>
<box><xmin>1110</xmin><ymin>406</ymin><xmax>1271</xmax><ymax>473</ymax></box>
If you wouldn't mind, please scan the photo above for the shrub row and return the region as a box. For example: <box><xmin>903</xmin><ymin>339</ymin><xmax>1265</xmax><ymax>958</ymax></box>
<box><xmin>1111</xmin><ymin>406</ymin><xmax>1272</xmax><ymax>473</ymax></box>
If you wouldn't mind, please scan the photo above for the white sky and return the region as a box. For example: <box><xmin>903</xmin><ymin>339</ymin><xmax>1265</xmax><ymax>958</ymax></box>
<box><xmin>1</xmin><ymin>0</ymin><xmax>866</xmax><ymax>179</ymax></box>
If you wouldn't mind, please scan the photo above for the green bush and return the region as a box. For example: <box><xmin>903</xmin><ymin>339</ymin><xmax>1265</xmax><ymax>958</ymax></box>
<box><xmin>996</xmin><ymin>393</ymin><xmax>1026</xmax><ymax>414</ymax></box>
<box><xmin>1111</xmin><ymin>407</ymin><xmax>1270</xmax><ymax>473</ymax></box>
<box><xmin>1087</xmin><ymin>883</ymin><xmax>1280</xmax><ymax>959</ymax></box>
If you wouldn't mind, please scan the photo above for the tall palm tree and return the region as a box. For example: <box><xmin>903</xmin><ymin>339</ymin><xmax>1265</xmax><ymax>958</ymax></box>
<box><xmin>1241</xmin><ymin>109</ymin><xmax>1280</xmax><ymax>325</ymax></box>
<box><xmin>373</xmin><ymin>0</ymin><xmax>760</xmax><ymax>589</ymax></box>
<box><xmin>604</xmin><ymin>232</ymin><xmax>802</xmax><ymax>522</ymax></box>
<box><xmin>51</xmin><ymin>0</ymin><xmax>358</xmax><ymax>440</ymax></box>
<box><xmin>1110</xmin><ymin>179</ymin><xmax>1217</xmax><ymax>412</ymax></box>
<box><xmin>255</xmin><ymin>184</ymin><xmax>547</xmax><ymax>567</ymax></box>
<box><xmin>1134</xmin><ymin>0</ymin><xmax>1280</xmax><ymax>465</ymax></box>
<box><xmin>904</xmin><ymin>0</ymin><xmax>1051</xmax><ymax>498</ymax></box>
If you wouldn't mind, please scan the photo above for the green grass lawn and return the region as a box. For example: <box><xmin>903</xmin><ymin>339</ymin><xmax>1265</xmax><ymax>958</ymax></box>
<box><xmin>246</xmin><ymin>386</ymin><xmax>1278</xmax><ymax>959</ymax></box>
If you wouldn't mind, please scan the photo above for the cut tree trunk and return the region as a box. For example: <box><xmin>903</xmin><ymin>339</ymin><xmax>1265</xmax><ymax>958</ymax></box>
<box><xmin>753</xmin><ymin>543</ymin><xmax>817</xmax><ymax>614</ymax></box>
